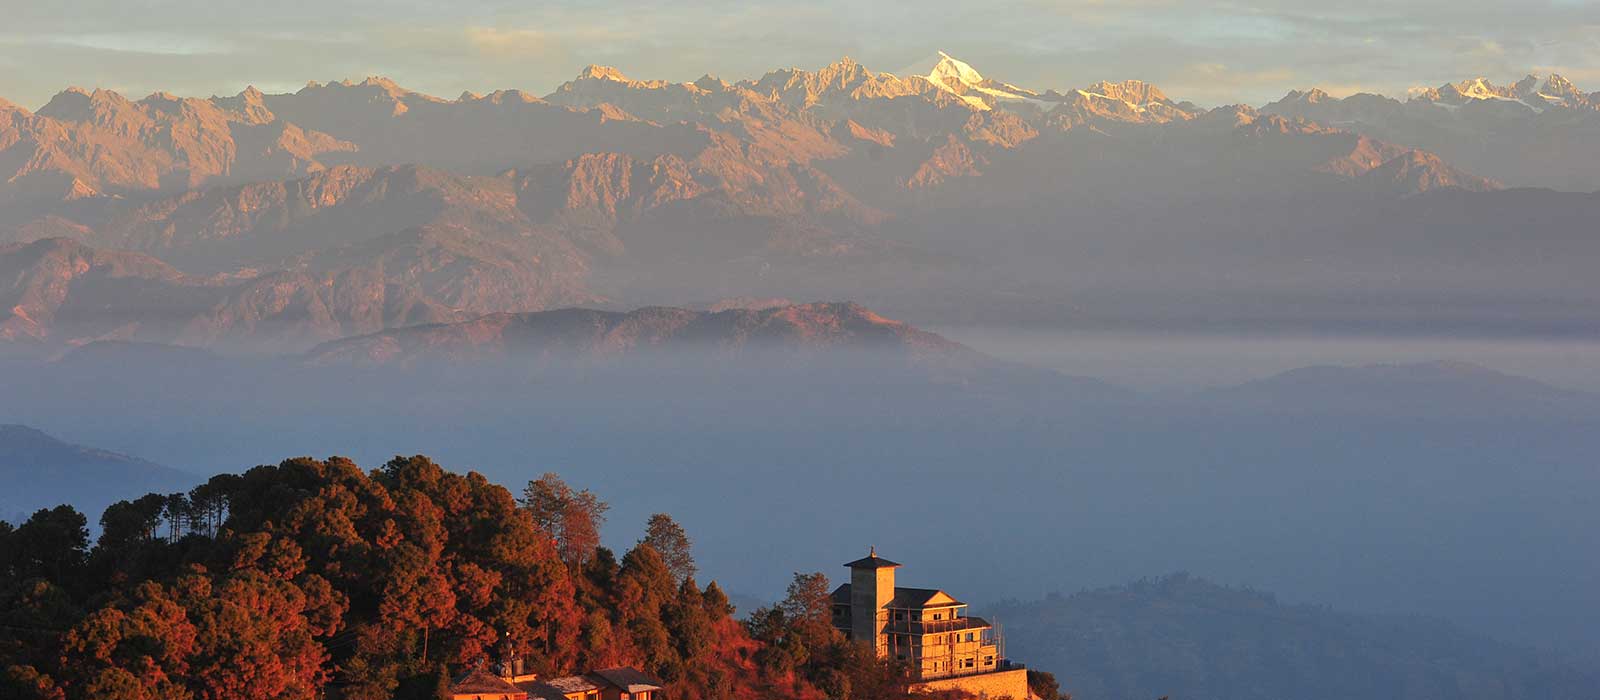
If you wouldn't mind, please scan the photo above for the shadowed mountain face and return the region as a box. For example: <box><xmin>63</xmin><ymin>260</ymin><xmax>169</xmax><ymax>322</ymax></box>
<box><xmin>993</xmin><ymin>574</ymin><xmax>1598</xmax><ymax>700</ymax></box>
<box><xmin>0</xmin><ymin>424</ymin><xmax>193</xmax><ymax>522</ymax></box>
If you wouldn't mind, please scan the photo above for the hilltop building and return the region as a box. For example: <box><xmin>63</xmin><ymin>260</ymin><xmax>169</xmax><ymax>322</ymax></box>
<box><xmin>448</xmin><ymin>550</ymin><xmax>1027</xmax><ymax>700</ymax></box>
<box><xmin>831</xmin><ymin>548</ymin><xmax>1030</xmax><ymax>699</ymax></box>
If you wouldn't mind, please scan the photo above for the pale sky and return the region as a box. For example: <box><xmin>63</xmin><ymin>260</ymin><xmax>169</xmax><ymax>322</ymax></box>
<box><xmin>2</xmin><ymin>0</ymin><xmax>1598</xmax><ymax>110</ymax></box>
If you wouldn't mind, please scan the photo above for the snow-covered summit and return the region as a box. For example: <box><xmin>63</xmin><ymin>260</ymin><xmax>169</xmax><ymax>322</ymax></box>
<box><xmin>915</xmin><ymin>51</ymin><xmax>1045</xmax><ymax>110</ymax></box>
<box><xmin>1411</xmin><ymin>73</ymin><xmax>1598</xmax><ymax>112</ymax></box>
<box><xmin>926</xmin><ymin>51</ymin><xmax>987</xmax><ymax>89</ymax></box>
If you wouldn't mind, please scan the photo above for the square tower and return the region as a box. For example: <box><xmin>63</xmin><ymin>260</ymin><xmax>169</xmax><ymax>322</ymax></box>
<box><xmin>845</xmin><ymin>547</ymin><xmax>900</xmax><ymax>655</ymax></box>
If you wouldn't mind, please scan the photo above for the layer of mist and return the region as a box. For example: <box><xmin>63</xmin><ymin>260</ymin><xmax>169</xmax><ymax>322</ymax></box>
<box><xmin>3</xmin><ymin>341</ymin><xmax>1596</xmax><ymax>665</ymax></box>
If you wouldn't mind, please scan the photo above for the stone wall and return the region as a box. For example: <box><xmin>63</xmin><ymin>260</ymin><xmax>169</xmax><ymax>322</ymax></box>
<box><xmin>911</xmin><ymin>668</ymin><xmax>1030</xmax><ymax>700</ymax></box>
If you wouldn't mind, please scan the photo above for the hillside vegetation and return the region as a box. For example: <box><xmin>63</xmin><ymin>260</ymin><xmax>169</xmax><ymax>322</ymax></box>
<box><xmin>0</xmin><ymin>457</ymin><xmax>909</xmax><ymax>700</ymax></box>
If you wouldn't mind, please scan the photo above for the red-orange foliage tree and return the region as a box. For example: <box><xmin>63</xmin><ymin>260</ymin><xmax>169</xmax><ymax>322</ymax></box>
<box><xmin>0</xmin><ymin>455</ymin><xmax>904</xmax><ymax>700</ymax></box>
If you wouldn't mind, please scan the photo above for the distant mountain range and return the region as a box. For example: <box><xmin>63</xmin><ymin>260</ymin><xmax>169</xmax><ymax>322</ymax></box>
<box><xmin>305</xmin><ymin>301</ymin><xmax>966</xmax><ymax>366</ymax></box>
<box><xmin>1200</xmin><ymin>360</ymin><xmax>1600</xmax><ymax>417</ymax></box>
<box><xmin>993</xmin><ymin>573</ymin><xmax>1598</xmax><ymax>700</ymax></box>
<box><xmin>1265</xmin><ymin>74</ymin><xmax>1600</xmax><ymax>191</ymax></box>
<box><xmin>0</xmin><ymin>424</ymin><xmax>192</xmax><ymax>522</ymax></box>
<box><xmin>0</xmin><ymin>231</ymin><xmax>588</xmax><ymax>355</ymax></box>
<box><xmin>5</xmin><ymin>52</ymin><xmax>1565</xmax><ymax>215</ymax></box>
<box><xmin>3</xmin><ymin>53</ymin><xmax>1599</xmax><ymax>351</ymax></box>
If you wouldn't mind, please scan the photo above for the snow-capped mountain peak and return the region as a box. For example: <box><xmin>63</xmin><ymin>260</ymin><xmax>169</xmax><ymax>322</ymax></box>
<box><xmin>926</xmin><ymin>50</ymin><xmax>987</xmax><ymax>89</ymax></box>
<box><xmin>577</xmin><ymin>65</ymin><xmax>631</xmax><ymax>82</ymax></box>
<box><xmin>1455</xmin><ymin>77</ymin><xmax>1497</xmax><ymax>99</ymax></box>
<box><xmin>1408</xmin><ymin>72</ymin><xmax>1598</xmax><ymax>112</ymax></box>
<box><xmin>916</xmin><ymin>51</ymin><xmax>1047</xmax><ymax>111</ymax></box>
<box><xmin>1544</xmin><ymin>74</ymin><xmax>1578</xmax><ymax>93</ymax></box>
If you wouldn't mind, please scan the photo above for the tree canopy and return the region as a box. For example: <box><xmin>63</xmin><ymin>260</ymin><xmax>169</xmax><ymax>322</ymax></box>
<box><xmin>0</xmin><ymin>456</ymin><xmax>912</xmax><ymax>700</ymax></box>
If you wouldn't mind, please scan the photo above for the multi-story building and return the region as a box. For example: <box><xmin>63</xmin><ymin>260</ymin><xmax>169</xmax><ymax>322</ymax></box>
<box><xmin>829</xmin><ymin>548</ymin><xmax>1019</xmax><ymax>688</ymax></box>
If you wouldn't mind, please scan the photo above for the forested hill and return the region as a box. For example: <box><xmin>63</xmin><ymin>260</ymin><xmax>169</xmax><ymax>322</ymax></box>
<box><xmin>0</xmin><ymin>457</ymin><xmax>912</xmax><ymax>700</ymax></box>
<box><xmin>993</xmin><ymin>573</ymin><xmax>1598</xmax><ymax>700</ymax></box>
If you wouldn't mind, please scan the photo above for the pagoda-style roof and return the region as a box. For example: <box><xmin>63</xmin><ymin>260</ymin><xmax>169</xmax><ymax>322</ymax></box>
<box><xmin>887</xmin><ymin>586</ymin><xmax>963</xmax><ymax>609</ymax></box>
<box><xmin>523</xmin><ymin>675</ymin><xmax>599</xmax><ymax>695</ymax></box>
<box><xmin>590</xmin><ymin>667</ymin><xmax>664</xmax><ymax>693</ymax></box>
<box><xmin>831</xmin><ymin>583</ymin><xmax>966</xmax><ymax>609</ymax></box>
<box><xmin>844</xmin><ymin>547</ymin><xmax>901</xmax><ymax>569</ymax></box>
<box><xmin>449</xmin><ymin>667</ymin><xmax>528</xmax><ymax>699</ymax></box>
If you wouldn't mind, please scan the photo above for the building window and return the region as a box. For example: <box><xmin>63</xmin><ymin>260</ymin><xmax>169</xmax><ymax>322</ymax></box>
<box><xmin>965</xmin><ymin>632</ymin><xmax>974</xmax><ymax>642</ymax></box>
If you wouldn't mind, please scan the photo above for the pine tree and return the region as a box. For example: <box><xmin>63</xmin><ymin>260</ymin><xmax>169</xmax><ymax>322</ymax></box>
<box><xmin>521</xmin><ymin>473</ymin><xmax>609</xmax><ymax>566</ymax></box>
<box><xmin>702</xmin><ymin>581</ymin><xmax>734</xmax><ymax>618</ymax></box>
<box><xmin>641</xmin><ymin>513</ymin><xmax>697</xmax><ymax>584</ymax></box>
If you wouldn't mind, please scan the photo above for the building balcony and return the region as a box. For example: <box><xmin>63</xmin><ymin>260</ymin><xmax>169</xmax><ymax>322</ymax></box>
<box><xmin>883</xmin><ymin>617</ymin><xmax>992</xmax><ymax>636</ymax></box>
<box><xmin>913</xmin><ymin>658</ymin><xmax>1025</xmax><ymax>681</ymax></box>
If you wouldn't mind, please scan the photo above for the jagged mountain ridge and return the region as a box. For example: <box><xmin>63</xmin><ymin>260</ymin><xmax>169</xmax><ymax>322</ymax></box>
<box><xmin>1263</xmin><ymin>72</ymin><xmax>1600</xmax><ymax>190</ymax></box>
<box><xmin>1</xmin><ymin>56</ymin><xmax>1487</xmax><ymax>231</ymax></box>
<box><xmin>3</xmin><ymin>53</ymin><xmax>1579</xmax><ymax>353</ymax></box>
<box><xmin>2</xmin><ymin>53</ymin><xmax>1493</xmax><ymax>212</ymax></box>
<box><xmin>1415</xmin><ymin>74</ymin><xmax>1600</xmax><ymax>112</ymax></box>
